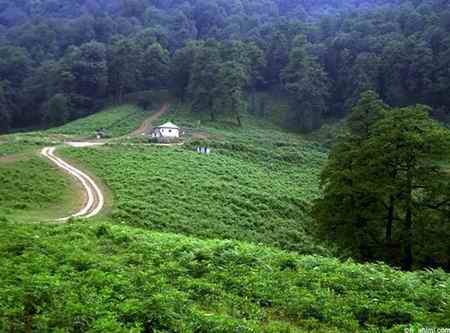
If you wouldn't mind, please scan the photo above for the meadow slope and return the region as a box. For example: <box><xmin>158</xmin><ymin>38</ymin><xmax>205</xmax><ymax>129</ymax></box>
<box><xmin>2</xmin><ymin>105</ymin><xmax>450</xmax><ymax>332</ymax></box>
<box><xmin>46</xmin><ymin>105</ymin><xmax>150</xmax><ymax>138</ymax></box>
<box><xmin>60</xmin><ymin>106</ymin><xmax>329</xmax><ymax>254</ymax></box>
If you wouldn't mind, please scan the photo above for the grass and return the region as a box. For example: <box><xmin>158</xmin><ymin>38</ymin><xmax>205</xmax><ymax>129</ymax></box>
<box><xmin>0</xmin><ymin>142</ymin><xmax>39</xmax><ymax>157</ymax></box>
<box><xmin>1</xmin><ymin>219</ymin><xmax>449</xmax><ymax>332</ymax></box>
<box><xmin>3</xmin><ymin>102</ymin><xmax>450</xmax><ymax>332</ymax></box>
<box><xmin>46</xmin><ymin>105</ymin><xmax>150</xmax><ymax>138</ymax></box>
<box><xmin>0</xmin><ymin>155</ymin><xmax>77</xmax><ymax>221</ymax></box>
<box><xmin>60</xmin><ymin>106</ymin><xmax>329</xmax><ymax>255</ymax></box>
<box><xmin>62</xmin><ymin>144</ymin><xmax>326</xmax><ymax>254</ymax></box>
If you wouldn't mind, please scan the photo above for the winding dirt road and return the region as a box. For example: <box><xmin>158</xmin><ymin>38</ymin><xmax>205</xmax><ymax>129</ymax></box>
<box><xmin>41</xmin><ymin>147</ymin><xmax>104</xmax><ymax>221</ymax></box>
<box><xmin>40</xmin><ymin>103</ymin><xmax>170</xmax><ymax>221</ymax></box>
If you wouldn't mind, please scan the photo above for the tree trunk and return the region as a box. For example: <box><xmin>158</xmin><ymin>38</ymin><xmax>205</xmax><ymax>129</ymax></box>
<box><xmin>236</xmin><ymin>112</ymin><xmax>241</xmax><ymax>126</ymax></box>
<box><xmin>402</xmin><ymin>172</ymin><xmax>414</xmax><ymax>271</ymax></box>
<box><xmin>24</xmin><ymin>316</ymin><xmax>33</xmax><ymax>333</ymax></box>
<box><xmin>24</xmin><ymin>296</ymin><xmax>35</xmax><ymax>333</ymax></box>
<box><xmin>386</xmin><ymin>195</ymin><xmax>395</xmax><ymax>242</ymax></box>
<box><xmin>232</xmin><ymin>98</ymin><xmax>241</xmax><ymax>127</ymax></box>
<box><xmin>259</xmin><ymin>98</ymin><xmax>266</xmax><ymax>117</ymax></box>
<box><xmin>250</xmin><ymin>87</ymin><xmax>256</xmax><ymax>114</ymax></box>
<box><xmin>118</xmin><ymin>85</ymin><xmax>123</xmax><ymax>104</ymax></box>
<box><xmin>209</xmin><ymin>98</ymin><xmax>215</xmax><ymax>121</ymax></box>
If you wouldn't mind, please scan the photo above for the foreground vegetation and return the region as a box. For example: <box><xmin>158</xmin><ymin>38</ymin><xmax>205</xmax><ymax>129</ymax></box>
<box><xmin>1</xmin><ymin>219</ymin><xmax>450</xmax><ymax>332</ymax></box>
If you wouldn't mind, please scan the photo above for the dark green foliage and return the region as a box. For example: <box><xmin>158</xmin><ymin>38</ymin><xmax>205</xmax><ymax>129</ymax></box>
<box><xmin>44</xmin><ymin>93</ymin><xmax>69</xmax><ymax>126</ymax></box>
<box><xmin>107</xmin><ymin>38</ymin><xmax>143</xmax><ymax>103</ymax></box>
<box><xmin>282</xmin><ymin>34</ymin><xmax>330</xmax><ymax>132</ymax></box>
<box><xmin>314</xmin><ymin>91</ymin><xmax>450</xmax><ymax>270</ymax></box>
<box><xmin>1</xmin><ymin>0</ymin><xmax>449</xmax><ymax>132</ymax></box>
<box><xmin>142</xmin><ymin>42</ymin><xmax>170</xmax><ymax>89</ymax></box>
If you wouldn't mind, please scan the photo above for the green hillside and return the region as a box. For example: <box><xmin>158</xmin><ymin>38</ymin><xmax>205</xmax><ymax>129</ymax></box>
<box><xmin>60</xmin><ymin>106</ymin><xmax>328</xmax><ymax>254</ymax></box>
<box><xmin>1</xmin><ymin>0</ymin><xmax>450</xmax><ymax>330</ymax></box>
<box><xmin>1</xmin><ymin>103</ymin><xmax>449</xmax><ymax>332</ymax></box>
<box><xmin>1</xmin><ymin>220</ymin><xmax>449</xmax><ymax>333</ymax></box>
<box><xmin>0</xmin><ymin>142</ymin><xmax>39</xmax><ymax>158</ymax></box>
<box><xmin>47</xmin><ymin>105</ymin><xmax>150</xmax><ymax>138</ymax></box>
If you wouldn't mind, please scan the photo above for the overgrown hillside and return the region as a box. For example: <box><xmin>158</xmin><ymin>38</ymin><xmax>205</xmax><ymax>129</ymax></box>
<box><xmin>1</xmin><ymin>102</ymin><xmax>450</xmax><ymax>331</ymax></box>
<box><xmin>60</xmin><ymin>105</ymin><xmax>328</xmax><ymax>254</ymax></box>
<box><xmin>1</xmin><ymin>219</ymin><xmax>450</xmax><ymax>332</ymax></box>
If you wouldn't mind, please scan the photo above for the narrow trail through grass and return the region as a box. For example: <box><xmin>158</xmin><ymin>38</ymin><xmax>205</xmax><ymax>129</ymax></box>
<box><xmin>37</xmin><ymin>103</ymin><xmax>170</xmax><ymax>222</ymax></box>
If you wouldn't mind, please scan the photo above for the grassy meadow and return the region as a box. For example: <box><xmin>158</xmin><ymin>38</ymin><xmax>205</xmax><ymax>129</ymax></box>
<box><xmin>2</xmin><ymin>103</ymin><xmax>450</xmax><ymax>332</ymax></box>
<box><xmin>1</xmin><ymin>219</ymin><xmax>449</xmax><ymax>332</ymax></box>
<box><xmin>46</xmin><ymin>105</ymin><xmax>149</xmax><ymax>138</ymax></box>
<box><xmin>0</xmin><ymin>142</ymin><xmax>39</xmax><ymax>158</ymax></box>
<box><xmin>60</xmin><ymin>107</ymin><xmax>329</xmax><ymax>254</ymax></box>
<box><xmin>0</xmin><ymin>156</ymin><xmax>77</xmax><ymax>222</ymax></box>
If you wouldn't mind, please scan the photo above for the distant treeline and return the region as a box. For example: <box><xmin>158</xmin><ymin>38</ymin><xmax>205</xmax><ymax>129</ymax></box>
<box><xmin>0</xmin><ymin>0</ymin><xmax>449</xmax><ymax>132</ymax></box>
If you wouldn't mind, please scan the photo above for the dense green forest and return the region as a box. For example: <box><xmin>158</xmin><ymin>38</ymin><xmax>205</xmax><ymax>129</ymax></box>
<box><xmin>1</xmin><ymin>0</ymin><xmax>450</xmax><ymax>132</ymax></box>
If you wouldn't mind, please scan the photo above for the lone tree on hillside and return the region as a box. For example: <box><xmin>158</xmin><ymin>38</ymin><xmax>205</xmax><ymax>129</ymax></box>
<box><xmin>314</xmin><ymin>91</ymin><xmax>450</xmax><ymax>270</ymax></box>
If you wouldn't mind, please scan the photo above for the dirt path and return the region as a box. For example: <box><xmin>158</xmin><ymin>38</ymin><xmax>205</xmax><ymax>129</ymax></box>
<box><xmin>41</xmin><ymin>147</ymin><xmax>104</xmax><ymax>221</ymax></box>
<box><xmin>39</xmin><ymin>103</ymin><xmax>169</xmax><ymax>221</ymax></box>
<box><xmin>129</xmin><ymin>103</ymin><xmax>169</xmax><ymax>137</ymax></box>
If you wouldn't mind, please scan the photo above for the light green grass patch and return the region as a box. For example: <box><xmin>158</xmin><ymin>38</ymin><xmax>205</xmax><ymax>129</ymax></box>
<box><xmin>0</xmin><ymin>142</ymin><xmax>39</xmax><ymax>157</ymax></box>
<box><xmin>0</xmin><ymin>156</ymin><xmax>76</xmax><ymax>221</ymax></box>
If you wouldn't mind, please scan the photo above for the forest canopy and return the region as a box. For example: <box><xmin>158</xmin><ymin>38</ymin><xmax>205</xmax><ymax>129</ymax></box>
<box><xmin>0</xmin><ymin>0</ymin><xmax>449</xmax><ymax>132</ymax></box>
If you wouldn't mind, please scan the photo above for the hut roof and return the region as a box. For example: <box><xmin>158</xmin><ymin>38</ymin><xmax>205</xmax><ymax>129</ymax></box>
<box><xmin>156</xmin><ymin>122</ymin><xmax>179</xmax><ymax>129</ymax></box>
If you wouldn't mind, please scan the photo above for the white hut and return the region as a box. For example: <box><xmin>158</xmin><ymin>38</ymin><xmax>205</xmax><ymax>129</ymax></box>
<box><xmin>151</xmin><ymin>122</ymin><xmax>180</xmax><ymax>139</ymax></box>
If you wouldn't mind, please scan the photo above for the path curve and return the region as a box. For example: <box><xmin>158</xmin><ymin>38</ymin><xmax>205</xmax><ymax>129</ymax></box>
<box><xmin>40</xmin><ymin>103</ymin><xmax>169</xmax><ymax>221</ymax></box>
<box><xmin>41</xmin><ymin>147</ymin><xmax>104</xmax><ymax>221</ymax></box>
<box><xmin>129</xmin><ymin>103</ymin><xmax>169</xmax><ymax>137</ymax></box>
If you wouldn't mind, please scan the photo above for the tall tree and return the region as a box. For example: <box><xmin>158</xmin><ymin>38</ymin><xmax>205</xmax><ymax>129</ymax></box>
<box><xmin>44</xmin><ymin>93</ymin><xmax>70</xmax><ymax>126</ymax></box>
<box><xmin>62</xmin><ymin>41</ymin><xmax>108</xmax><ymax>101</ymax></box>
<box><xmin>282</xmin><ymin>34</ymin><xmax>330</xmax><ymax>132</ymax></box>
<box><xmin>108</xmin><ymin>38</ymin><xmax>142</xmax><ymax>103</ymax></box>
<box><xmin>368</xmin><ymin>105</ymin><xmax>450</xmax><ymax>270</ymax></box>
<box><xmin>314</xmin><ymin>91</ymin><xmax>387</xmax><ymax>261</ymax></box>
<box><xmin>170</xmin><ymin>42</ymin><xmax>196</xmax><ymax>102</ymax></box>
<box><xmin>142</xmin><ymin>42</ymin><xmax>170</xmax><ymax>90</ymax></box>
<box><xmin>0</xmin><ymin>82</ymin><xmax>11</xmax><ymax>133</ymax></box>
<box><xmin>216</xmin><ymin>61</ymin><xmax>248</xmax><ymax>126</ymax></box>
<box><xmin>187</xmin><ymin>40</ymin><xmax>222</xmax><ymax>121</ymax></box>
<box><xmin>314</xmin><ymin>91</ymin><xmax>450</xmax><ymax>270</ymax></box>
